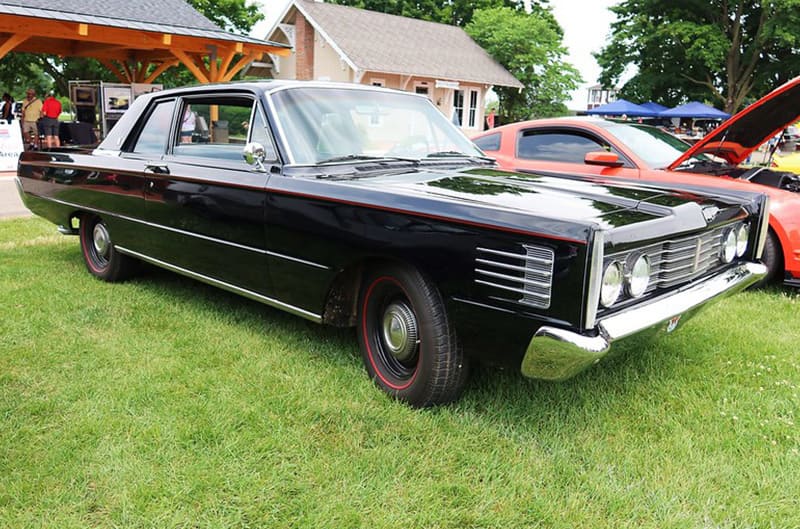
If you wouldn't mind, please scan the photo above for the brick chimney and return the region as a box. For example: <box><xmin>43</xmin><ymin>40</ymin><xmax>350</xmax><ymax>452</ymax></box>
<box><xmin>294</xmin><ymin>12</ymin><xmax>315</xmax><ymax>81</ymax></box>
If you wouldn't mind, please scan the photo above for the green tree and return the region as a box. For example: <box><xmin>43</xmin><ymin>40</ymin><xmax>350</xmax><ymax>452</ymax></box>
<box><xmin>466</xmin><ymin>7</ymin><xmax>581</xmax><ymax>122</ymax></box>
<box><xmin>596</xmin><ymin>0</ymin><xmax>800</xmax><ymax>113</ymax></box>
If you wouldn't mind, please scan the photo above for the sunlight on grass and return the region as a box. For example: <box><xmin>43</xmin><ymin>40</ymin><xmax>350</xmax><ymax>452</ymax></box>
<box><xmin>1</xmin><ymin>217</ymin><xmax>798</xmax><ymax>528</ymax></box>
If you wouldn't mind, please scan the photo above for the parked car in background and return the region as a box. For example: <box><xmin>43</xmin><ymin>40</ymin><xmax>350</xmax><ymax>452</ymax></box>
<box><xmin>17</xmin><ymin>82</ymin><xmax>768</xmax><ymax>406</ymax></box>
<box><xmin>474</xmin><ymin>77</ymin><xmax>800</xmax><ymax>288</ymax></box>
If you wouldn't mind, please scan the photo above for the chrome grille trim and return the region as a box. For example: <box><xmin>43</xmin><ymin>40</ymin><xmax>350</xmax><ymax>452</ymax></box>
<box><xmin>606</xmin><ymin>222</ymin><xmax>743</xmax><ymax>294</ymax></box>
<box><xmin>475</xmin><ymin>245</ymin><xmax>555</xmax><ymax>309</ymax></box>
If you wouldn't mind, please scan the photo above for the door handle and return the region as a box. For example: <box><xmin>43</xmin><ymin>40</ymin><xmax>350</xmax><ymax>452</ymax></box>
<box><xmin>145</xmin><ymin>164</ymin><xmax>170</xmax><ymax>175</ymax></box>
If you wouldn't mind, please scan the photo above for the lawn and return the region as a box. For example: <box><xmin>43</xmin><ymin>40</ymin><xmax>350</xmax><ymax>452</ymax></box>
<box><xmin>1</xmin><ymin>217</ymin><xmax>798</xmax><ymax>528</ymax></box>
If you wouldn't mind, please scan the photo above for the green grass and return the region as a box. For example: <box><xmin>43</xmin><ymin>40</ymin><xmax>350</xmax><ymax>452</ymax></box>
<box><xmin>1</xmin><ymin>217</ymin><xmax>798</xmax><ymax>528</ymax></box>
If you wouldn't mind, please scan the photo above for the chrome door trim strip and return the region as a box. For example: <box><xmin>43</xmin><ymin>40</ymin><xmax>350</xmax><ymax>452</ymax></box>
<box><xmin>29</xmin><ymin>194</ymin><xmax>331</xmax><ymax>270</ymax></box>
<box><xmin>115</xmin><ymin>245</ymin><xmax>323</xmax><ymax>323</ymax></box>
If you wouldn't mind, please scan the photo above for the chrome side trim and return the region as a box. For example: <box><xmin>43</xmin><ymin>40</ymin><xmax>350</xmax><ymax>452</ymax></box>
<box><xmin>476</xmin><ymin>247</ymin><xmax>552</xmax><ymax>265</ymax></box>
<box><xmin>23</xmin><ymin>194</ymin><xmax>330</xmax><ymax>270</ymax></box>
<box><xmin>584</xmin><ymin>230</ymin><xmax>604</xmax><ymax>330</ymax></box>
<box><xmin>756</xmin><ymin>196</ymin><xmax>770</xmax><ymax>259</ymax></box>
<box><xmin>115</xmin><ymin>245</ymin><xmax>323</xmax><ymax>323</ymax></box>
<box><xmin>522</xmin><ymin>261</ymin><xmax>766</xmax><ymax>381</ymax></box>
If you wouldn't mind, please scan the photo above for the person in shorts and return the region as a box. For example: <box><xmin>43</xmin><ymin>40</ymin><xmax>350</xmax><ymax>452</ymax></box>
<box><xmin>21</xmin><ymin>88</ymin><xmax>42</xmax><ymax>150</ymax></box>
<box><xmin>40</xmin><ymin>91</ymin><xmax>62</xmax><ymax>149</ymax></box>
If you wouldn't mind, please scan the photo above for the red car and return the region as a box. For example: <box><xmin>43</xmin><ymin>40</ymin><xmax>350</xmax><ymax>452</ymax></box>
<box><xmin>474</xmin><ymin>78</ymin><xmax>800</xmax><ymax>286</ymax></box>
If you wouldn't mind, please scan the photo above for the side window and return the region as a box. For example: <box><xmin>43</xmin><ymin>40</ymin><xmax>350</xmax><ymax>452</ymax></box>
<box><xmin>474</xmin><ymin>132</ymin><xmax>501</xmax><ymax>152</ymax></box>
<box><xmin>517</xmin><ymin>131</ymin><xmax>609</xmax><ymax>164</ymax></box>
<box><xmin>131</xmin><ymin>100</ymin><xmax>176</xmax><ymax>155</ymax></box>
<box><xmin>172</xmin><ymin>96</ymin><xmax>276</xmax><ymax>163</ymax></box>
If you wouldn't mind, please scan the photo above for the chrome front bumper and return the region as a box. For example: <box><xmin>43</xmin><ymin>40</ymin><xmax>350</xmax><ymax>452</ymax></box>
<box><xmin>520</xmin><ymin>261</ymin><xmax>766</xmax><ymax>381</ymax></box>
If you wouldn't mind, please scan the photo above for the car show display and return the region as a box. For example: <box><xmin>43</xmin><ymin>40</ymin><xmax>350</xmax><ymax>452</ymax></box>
<box><xmin>16</xmin><ymin>82</ymin><xmax>770</xmax><ymax>406</ymax></box>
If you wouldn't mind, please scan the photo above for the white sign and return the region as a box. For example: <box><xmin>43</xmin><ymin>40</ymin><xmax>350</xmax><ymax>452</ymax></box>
<box><xmin>0</xmin><ymin>122</ymin><xmax>24</xmax><ymax>171</ymax></box>
<box><xmin>435</xmin><ymin>80</ymin><xmax>460</xmax><ymax>89</ymax></box>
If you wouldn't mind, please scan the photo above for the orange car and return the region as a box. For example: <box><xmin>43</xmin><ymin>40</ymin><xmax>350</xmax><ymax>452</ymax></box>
<box><xmin>474</xmin><ymin>78</ymin><xmax>800</xmax><ymax>287</ymax></box>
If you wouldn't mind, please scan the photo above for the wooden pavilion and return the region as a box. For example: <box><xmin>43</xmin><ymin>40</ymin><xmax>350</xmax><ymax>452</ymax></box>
<box><xmin>0</xmin><ymin>0</ymin><xmax>290</xmax><ymax>85</ymax></box>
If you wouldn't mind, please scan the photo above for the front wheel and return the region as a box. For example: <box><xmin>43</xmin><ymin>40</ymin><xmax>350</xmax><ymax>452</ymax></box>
<box><xmin>754</xmin><ymin>230</ymin><xmax>783</xmax><ymax>288</ymax></box>
<box><xmin>79</xmin><ymin>215</ymin><xmax>137</xmax><ymax>282</ymax></box>
<box><xmin>357</xmin><ymin>264</ymin><xmax>468</xmax><ymax>407</ymax></box>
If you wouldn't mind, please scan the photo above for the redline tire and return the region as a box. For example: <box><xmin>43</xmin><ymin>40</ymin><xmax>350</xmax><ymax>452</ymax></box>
<box><xmin>357</xmin><ymin>264</ymin><xmax>468</xmax><ymax>407</ymax></box>
<box><xmin>79</xmin><ymin>215</ymin><xmax>137</xmax><ymax>282</ymax></box>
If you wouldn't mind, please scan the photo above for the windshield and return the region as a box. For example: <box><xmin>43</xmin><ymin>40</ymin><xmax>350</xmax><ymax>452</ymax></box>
<box><xmin>269</xmin><ymin>87</ymin><xmax>484</xmax><ymax>165</ymax></box>
<box><xmin>603</xmin><ymin>122</ymin><xmax>712</xmax><ymax>168</ymax></box>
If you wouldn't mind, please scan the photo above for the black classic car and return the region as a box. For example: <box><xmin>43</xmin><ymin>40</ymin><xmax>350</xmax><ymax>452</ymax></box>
<box><xmin>16</xmin><ymin>82</ymin><xmax>769</xmax><ymax>407</ymax></box>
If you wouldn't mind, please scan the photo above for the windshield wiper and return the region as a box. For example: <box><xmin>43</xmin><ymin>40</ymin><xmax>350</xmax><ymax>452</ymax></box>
<box><xmin>424</xmin><ymin>151</ymin><xmax>495</xmax><ymax>163</ymax></box>
<box><xmin>317</xmin><ymin>154</ymin><xmax>418</xmax><ymax>164</ymax></box>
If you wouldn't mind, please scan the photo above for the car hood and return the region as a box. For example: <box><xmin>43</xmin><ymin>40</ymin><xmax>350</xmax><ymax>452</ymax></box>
<box><xmin>352</xmin><ymin>167</ymin><xmax>747</xmax><ymax>238</ymax></box>
<box><xmin>668</xmin><ymin>76</ymin><xmax>800</xmax><ymax>170</ymax></box>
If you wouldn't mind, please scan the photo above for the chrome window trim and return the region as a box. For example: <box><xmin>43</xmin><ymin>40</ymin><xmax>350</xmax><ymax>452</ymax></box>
<box><xmin>115</xmin><ymin>246</ymin><xmax>322</xmax><ymax>323</ymax></box>
<box><xmin>28</xmin><ymin>194</ymin><xmax>330</xmax><ymax>270</ymax></box>
<box><xmin>584</xmin><ymin>230</ymin><xmax>604</xmax><ymax>330</ymax></box>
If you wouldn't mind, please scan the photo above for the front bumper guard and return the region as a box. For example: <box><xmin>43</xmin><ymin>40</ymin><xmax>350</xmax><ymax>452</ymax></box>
<box><xmin>521</xmin><ymin>261</ymin><xmax>766</xmax><ymax>381</ymax></box>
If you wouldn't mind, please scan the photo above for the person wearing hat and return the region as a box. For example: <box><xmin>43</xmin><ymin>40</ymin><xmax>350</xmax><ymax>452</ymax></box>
<box><xmin>21</xmin><ymin>88</ymin><xmax>43</xmax><ymax>149</ymax></box>
<box><xmin>41</xmin><ymin>90</ymin><xmax>62</xmax><ymax>149</ymax></box>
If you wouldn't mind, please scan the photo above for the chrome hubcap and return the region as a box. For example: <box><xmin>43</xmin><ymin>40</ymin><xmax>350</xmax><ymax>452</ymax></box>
<box><xmin>92</xmin><ymin>223</ymin><xmax>111</xmax><ymax>258</ymax></box>
<box><xmin>381</xmin><ymin>301</ymin><xmax>419</xmax><ymax>362</ymax></box>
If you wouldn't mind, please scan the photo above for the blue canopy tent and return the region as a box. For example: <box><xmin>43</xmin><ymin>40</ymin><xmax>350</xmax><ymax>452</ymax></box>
<box><xmin>640</xmin><ymin>101</ymin><xmax>669</xmax><ymax>113</ymax></box>
<box><xmin>659</xmin><ymin>102</ymin><xmax>730</xmax><ymax>119</ymax></box>
<box><xmin>585</xmin><ymin>99</ymin><xmax>658</xmax><ymax>117</ymax></box>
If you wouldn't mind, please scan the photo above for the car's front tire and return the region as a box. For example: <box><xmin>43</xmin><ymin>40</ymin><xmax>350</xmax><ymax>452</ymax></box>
<box><xmin>79</xmin><ymin>214</ymin><xmax>137</xmax><ymax>282</ymax></box>
<box><xmin>755</xmin><ymin>230</ymin><xmax>783</xmax><ymax>287</ymax></box>
<box><xmin>357</xmin><ymin>264</ymin><xmax>468</xmax><ymax>407</ymax></box>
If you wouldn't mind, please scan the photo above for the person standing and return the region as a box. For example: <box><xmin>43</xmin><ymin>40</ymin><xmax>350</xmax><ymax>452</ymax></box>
<box><xmin>1</xmin><ymin>93</ymin><xmax>14</xmax><ymax>123</ymax></box>
<box><xmin>21</xmin><ymin>88</ymin><xmax>42</xmax><ymax>150</ymax></box>
<box><xmin>41</xmin><ymin>90</ymin><xmax>62</xmax><ymax>149</ymax></box>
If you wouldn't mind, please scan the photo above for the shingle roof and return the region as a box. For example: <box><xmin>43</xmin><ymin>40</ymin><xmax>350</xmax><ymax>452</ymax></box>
<box><xmin>288</xmin><ymin>0</ymin><xmax>523</xmax><ymax>89</ymax></box>
<box><xmin>0</xmin><ymin>0</ymin><xmax>288</xmax><ymax>48</ymax></box>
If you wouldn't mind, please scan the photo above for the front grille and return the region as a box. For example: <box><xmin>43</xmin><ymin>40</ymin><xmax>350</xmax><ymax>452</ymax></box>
<box><xmin>607</xmin><ymin>223</ymin><xmax>737</xmax><ymax>295</ymax></box>
<box><xmin>475</xmin><ymin>245</ymin><xmax>555</xmax><ymax>308</ymax></box>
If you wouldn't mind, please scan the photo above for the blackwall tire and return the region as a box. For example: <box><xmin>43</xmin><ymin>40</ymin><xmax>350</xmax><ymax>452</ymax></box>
<box><xmin>753</xmin><ymin>230</ymin><xmax>782</xmax><ymax>288</ymax></box>
<box><xmin>79</xmin><ymin>215</ymin><xmax>137</xmax><ymax>282</ymax></box>
<box><xmin>357</xmin><ymin>264</ymin><xmax>468</xmax><ymax>407</ymax></box>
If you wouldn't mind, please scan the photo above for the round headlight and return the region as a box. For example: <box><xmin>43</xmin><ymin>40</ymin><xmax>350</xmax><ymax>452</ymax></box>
<box><xmin>721</xmin><ymin>229</ymin><xmax>737</xmax><ymax>263</ymax></box>
<box><xmin>736</xmin><ymin>224</ymin><xmax>749</xmax><ymax>257</ymax></box>
<box><xmin>627</xmin><ymin>254</ymin><xmax>651</xmax><ymax>298</ymax></box>
<box><xmin>600</xmin><ymin>261</ymin><xmax>623</xmax><ymax>308</ymax></box>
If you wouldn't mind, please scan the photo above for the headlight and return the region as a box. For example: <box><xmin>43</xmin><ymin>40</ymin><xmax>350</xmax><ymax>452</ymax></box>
<box><xmin>627</xmin><ymin>254</ymin><xmax>651</xmax><ymax>298</ymax></box>
<box><xmin>736</xmin><ymin>224</ymin><xmax>749</xmax><ymax>257</ymax></box>
<box><xmin>600</xmin><ymin>261</ymin><xmax>623</xmax><ymax>308</ymax></box>
<box><xmin>721</xmin><ymin>228</ymin><xmax>737</xmax><ymax>263</ymax></box>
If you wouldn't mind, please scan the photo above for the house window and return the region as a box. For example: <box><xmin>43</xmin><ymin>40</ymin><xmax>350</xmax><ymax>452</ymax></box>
<box><xmin>468</xmin><ymin>90</ymin><xmax>479</xmax><ymax>128</ymax></box>
<box><xmin>453</xmin><ymin>88</ymin><xmax>480</xmax><ymax>129</ymax></box>
<box><xmin>371</xmin><ymin>78</ymin><xmax>385</xmax><ymax>87</ymax></box>
<box><xmin>453</xmin><ymin>89</ymin><xmax>464</xmax><ymax>126</ymax></box>
<box><xmin>414</xmin><ymin>81</ymin><xmax>430</xmax><ymax>100</ymax></box>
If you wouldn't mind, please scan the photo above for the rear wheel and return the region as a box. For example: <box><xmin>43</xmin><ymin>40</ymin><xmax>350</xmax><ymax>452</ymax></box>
<box><xmin>357</xmin><ymin>264</ymin><xmax>468</xmax><ymax>407</ymax></box>
<box><xmin>79</xmin><ymin>215</ymin><xmax>137</xmax><ymax>282</ymax></box>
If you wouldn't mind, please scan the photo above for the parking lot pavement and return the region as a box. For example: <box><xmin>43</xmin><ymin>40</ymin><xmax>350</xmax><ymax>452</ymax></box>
<box><xmin>0</xmin><ymin>172</ymin><xmax>32</xmax><ymax>219</ymax></box>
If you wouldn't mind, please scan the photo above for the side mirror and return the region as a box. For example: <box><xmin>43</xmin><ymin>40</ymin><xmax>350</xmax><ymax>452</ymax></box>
<box><xmin>243</xmin><ymin>142</ymin><xmax>267</xmax><ymax>170</ymax></box>
<box><xmin>585</xmin><ymin>151</ymin><xmax>624</xmax><ymax>167</ymax></box>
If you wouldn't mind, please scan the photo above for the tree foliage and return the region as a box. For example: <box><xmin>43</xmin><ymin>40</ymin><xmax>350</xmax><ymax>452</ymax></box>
<box><xmin>466</xmin><ymin>7</ymin><xmax>581</xmax><ymax>122</ymax></box>
<box><xmin>596</xmin><ymin>0</ymin><xmax>800</xmax><ymax>113</ymax></box>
